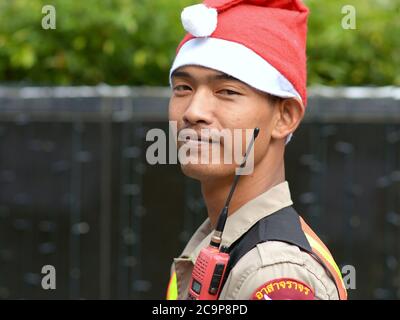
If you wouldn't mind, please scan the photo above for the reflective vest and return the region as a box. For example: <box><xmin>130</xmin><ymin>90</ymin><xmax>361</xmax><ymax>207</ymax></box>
<box><xmin>166</xmin><ymin>206</ymin><xmax>347</xmax><ymax>300</ymax></box>
<box><xmin>166</xmin><ymin>271</ymin><xmax>178</xmax><ymax>300</ymax></box>
<box><xmin>300</xmin><ymin>216</ymin><xmax>347</xmax><ymax>299</ymax></box>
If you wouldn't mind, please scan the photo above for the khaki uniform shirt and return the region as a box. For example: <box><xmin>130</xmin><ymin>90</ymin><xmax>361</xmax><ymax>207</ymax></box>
<box><xmin>171</xmin><ymin>181</ymin><xmax>339</xmax><ymax>300</ymax></box>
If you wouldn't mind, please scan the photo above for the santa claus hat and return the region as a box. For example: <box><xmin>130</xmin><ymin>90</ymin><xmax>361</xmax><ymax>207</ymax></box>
<box><xmin>170</xmin><ymin>0</ymin><xmax>309</xmax><ymax>107</ymax></box>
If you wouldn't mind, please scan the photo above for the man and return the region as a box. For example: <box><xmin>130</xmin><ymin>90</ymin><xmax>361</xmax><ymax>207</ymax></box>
<box><xmin>166</xmin><ymin>0</ymin><xmax>347</xmax><ymax>300</ymax></box>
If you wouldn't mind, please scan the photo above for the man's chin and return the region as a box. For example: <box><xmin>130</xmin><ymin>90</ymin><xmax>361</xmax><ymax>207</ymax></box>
<box><xmin>180</xmin><ymin>163</ymin><xmax>233</xmax><ymax>181</ymax></box>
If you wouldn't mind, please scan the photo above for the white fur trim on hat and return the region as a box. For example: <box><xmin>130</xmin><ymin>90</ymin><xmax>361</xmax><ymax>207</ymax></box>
<box><xmin>181</xmin><ymin>4</ymin><xmax>218</xmax><ymax>37</ymax></box>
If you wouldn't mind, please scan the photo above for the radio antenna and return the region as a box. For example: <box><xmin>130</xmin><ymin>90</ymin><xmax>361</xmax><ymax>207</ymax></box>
<box><xmin>209</xmin><ymin>128</ymin><xmax>260</xmax><ymax>248</ymax></box>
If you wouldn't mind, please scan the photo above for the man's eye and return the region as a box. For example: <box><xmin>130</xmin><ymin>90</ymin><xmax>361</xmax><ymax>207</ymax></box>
<box><xmin>218</xmin><ymin>89</ymin><xmax>241</xmax><ymax>96</ymax></box>
<box><xmin>173</xmin><ymin>85</ymin><xmax>192</xmax><ymax>92</ymax></box>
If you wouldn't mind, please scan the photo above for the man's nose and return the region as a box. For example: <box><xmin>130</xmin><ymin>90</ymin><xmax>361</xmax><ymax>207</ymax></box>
<box><xmin>183</xmin><ymin>89</ymin><xmax>214</xmax><ymax>126</ymax></box>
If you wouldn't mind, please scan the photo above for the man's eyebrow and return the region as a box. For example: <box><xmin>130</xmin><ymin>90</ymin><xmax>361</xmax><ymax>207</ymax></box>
<box><xmin>171</xmin><ymin>70</ymin><xmax>192</xmax><ymax>79</ymax></box>
<box><xmin>171</xmin><ymin>70</ymin><xmax>243</xmax><ymax>84</ymax></box>
<box><xmin>212</xmin><ymin>73</ymin><xmax>239</xmax><ymax>82</ymax></box>
<box><xmin>212</xmin><ymin>73</ymin><xmax>249</xmax><ymax>88</ymax></box>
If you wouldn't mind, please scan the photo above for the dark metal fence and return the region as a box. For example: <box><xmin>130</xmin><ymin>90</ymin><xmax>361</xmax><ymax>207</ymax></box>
<box><xmin>0</xmin><ymin>85</ymin><xmax>399</xmax><ymax>299</ymax></box>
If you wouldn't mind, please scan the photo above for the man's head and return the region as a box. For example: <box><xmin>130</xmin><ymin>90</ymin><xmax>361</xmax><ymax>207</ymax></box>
<box><xmin>168</xmin><ymin>0</ymin><xmax>309</xmax><ymax>181</ymax></box>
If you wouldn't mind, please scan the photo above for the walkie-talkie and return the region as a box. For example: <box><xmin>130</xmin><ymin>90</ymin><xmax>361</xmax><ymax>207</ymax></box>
<box><xmin>187</xmin><ymin>128</ymin><xmax>260</xmax><ymax>300</ymax></box>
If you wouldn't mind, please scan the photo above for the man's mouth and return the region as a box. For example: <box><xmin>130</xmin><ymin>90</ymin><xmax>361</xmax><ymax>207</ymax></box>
<box><xmin>184</xmin><ymin>135</ymin><xmax>221</xmax><ymax>145</ymax></box>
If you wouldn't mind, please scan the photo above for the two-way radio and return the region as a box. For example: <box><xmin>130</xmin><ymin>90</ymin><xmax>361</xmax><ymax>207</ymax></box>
<box><xmin>187</xmin><ymin>128</ymin><xmax>260</xmax><ymax>300</ymax></box>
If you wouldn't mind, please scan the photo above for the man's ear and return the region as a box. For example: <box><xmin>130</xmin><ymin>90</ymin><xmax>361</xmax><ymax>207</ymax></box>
<box><xmin>271</xmin><ymin>98</ymin><xmax>305</xmax><ymax>140</ymax></box>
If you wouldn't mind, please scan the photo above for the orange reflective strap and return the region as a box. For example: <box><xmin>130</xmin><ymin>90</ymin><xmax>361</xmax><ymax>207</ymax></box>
<box><xmin>300</xmin><ymin>217</ymin><xmax>348</xmax><ymax>300</ymax></box>
<box><xmin>166</xmin><ymin>271</ymin><xmax>178</xmax><ymax>300</ymax></box>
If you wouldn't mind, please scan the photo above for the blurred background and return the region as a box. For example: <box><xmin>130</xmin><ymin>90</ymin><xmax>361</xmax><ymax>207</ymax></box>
<box><xmin>0</xmin><ymin>0</ymin><xmax>399</xmax><ymax>299</ymax></box>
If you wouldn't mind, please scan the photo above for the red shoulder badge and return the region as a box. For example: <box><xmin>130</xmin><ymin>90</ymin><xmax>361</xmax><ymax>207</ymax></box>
<box><xmin>251</xmin><ymin>278</ymin><xmax>315</xmax><ymax>300</ymax></box>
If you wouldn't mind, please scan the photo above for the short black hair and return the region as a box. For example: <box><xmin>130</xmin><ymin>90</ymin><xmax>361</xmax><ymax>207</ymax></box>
<box><xmin>265</xmin><ymin>93</ymin><xmax>284</xmax><ymax>105</ymax></box>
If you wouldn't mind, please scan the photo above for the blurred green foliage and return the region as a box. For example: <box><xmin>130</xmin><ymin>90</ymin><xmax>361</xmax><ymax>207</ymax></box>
<box><xmin>307</xmin><ymin>0</ymin><xmax>400</xmax><ymax>86</ymax></box>
<box><xmin>0</xmin><ymin>0</ymin><xmax>398</xmax><ymax>86</ymax></box>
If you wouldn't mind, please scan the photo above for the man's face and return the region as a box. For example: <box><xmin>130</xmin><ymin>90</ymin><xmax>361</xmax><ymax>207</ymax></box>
<box><xmin>168</xmin><ymin>65</ymin><xmax>277</xmax><ymax>181</ymax></box>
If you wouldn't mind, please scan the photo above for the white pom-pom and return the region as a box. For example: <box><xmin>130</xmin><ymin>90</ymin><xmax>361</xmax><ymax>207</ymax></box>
<box><xmin>181</xmin><ymin>4</ymin><xmax>218</xmax><ymax>37</ymax></box>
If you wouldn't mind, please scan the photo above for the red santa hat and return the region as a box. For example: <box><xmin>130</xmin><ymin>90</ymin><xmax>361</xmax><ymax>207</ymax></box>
<box><xmin>170</xmin><ymin>0</ymin><xmax>310</xmax><ymax>107</ymax></box>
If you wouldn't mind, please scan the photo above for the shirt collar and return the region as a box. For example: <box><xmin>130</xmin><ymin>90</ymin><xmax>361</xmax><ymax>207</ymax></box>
<box><xmin>221</xmin><ymin>180</ymin><xmax>293</xmax><ymax>247</ymax></box>
<box><xmin>178</xmin><ymin>181</ymin><xmax>293</xmax><ymax>260</ymax></box>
